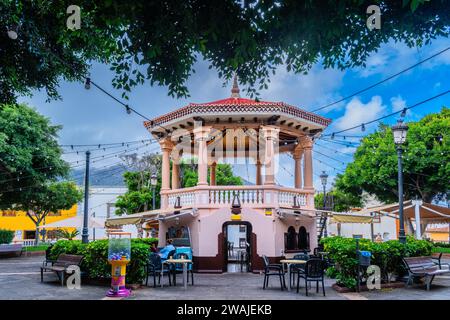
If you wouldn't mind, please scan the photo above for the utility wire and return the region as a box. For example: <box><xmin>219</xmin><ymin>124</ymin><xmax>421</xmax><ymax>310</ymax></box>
<box><xmin>310</xmin><ymin>46</ymin><xmax>450</xmax><ymax>113</ymax></box>
<box><xmin>322</xmin><ymin>90</ymin><xmax>450</xmax><ymax>136</ymax></box>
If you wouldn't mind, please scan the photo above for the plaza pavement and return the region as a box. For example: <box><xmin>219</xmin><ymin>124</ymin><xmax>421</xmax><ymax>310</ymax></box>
<box><xmin>0</xmin><ymin>255</ymin><xmax>449</xmax><ymax>300</ymax></box>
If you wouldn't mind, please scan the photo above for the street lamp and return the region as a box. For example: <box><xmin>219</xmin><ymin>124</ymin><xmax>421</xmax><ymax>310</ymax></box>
<box><xmin>150</xmin><ymin>173</ymin><xmax>157</xmax><ymax>210</ymax></box>
<box><xmin>319</xmin><ymin>171</ymin><xmax>328</xmax><ymax>237</ymax></box>
<box><xmin>392</xmin><ymin>119</ymin><xmax>408</xmax><ymax>244</ymax></box>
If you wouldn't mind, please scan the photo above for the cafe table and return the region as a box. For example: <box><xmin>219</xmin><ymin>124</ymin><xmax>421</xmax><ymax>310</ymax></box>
<box><xmin>279</xmin><ymin>259</ymin><xmax>307</xmax><ymax>291</ymax></box>
<box><xmin>162</xmin><ymin>258</ymin><xmax>192</xmax><ymax>289</ymax></box>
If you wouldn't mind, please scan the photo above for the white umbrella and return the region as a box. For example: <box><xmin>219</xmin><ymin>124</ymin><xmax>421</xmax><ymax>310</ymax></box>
<box><xmin>38</xmin><ymin>216</ymin><xmax>105</xmax><ymax>228</ymax></box>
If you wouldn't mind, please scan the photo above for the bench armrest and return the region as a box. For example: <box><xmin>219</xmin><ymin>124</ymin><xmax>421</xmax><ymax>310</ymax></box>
<box><xmin>440</xmin><ymin>263</ymin><xmax>450</xmax><ymax>270</ymax></box>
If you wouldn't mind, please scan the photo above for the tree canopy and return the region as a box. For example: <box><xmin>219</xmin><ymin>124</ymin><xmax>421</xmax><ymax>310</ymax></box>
<box><xmin>1</xmin><ymin>0</ymin><xmax>448</xmax><ymax>103</ymax></box>
<box><xmin>22</xmin><ymin>181</ymin><xmax>83</xmax><ymax>244</ymax></box>
<box><xmin>335</xmin><ymin>107</ymin><xmax>450</xmax><ymax>203</ymax></box>
<box><xmin>115</xmin><ymin>155</ymin><xmax>242</xmax><ymax>215</ymax></box>
<box><xmin>0</xmin><ymin>103</ymin><xmax>70</xmax><ymax>209</ymax></box>
<box><xmin>314</xmin><ymin>189</ymin><xmax>363</xmax><ymax>212</ymax></box>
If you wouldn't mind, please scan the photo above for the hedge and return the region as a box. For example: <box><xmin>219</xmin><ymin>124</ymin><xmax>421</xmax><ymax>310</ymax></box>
<box><xmin>321</xmin><ymin>236</ymin><xmax>433</xmax><ymax>289</ymax></box>
<box><xmin>49</xmin><ymin>238</ymin><xmax>159</xmax><ymax>284</ymax></box>
<box><xmin>0</xmin><ymin>229</ymin><xmax>15</xmax><ymax>244</ymax></box>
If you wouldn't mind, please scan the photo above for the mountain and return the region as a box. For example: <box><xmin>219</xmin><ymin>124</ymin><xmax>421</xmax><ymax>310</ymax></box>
<box><xmin>70</xmin><ymin>164</ymin><xmax>128</xmax><ymax>187</ymax></box>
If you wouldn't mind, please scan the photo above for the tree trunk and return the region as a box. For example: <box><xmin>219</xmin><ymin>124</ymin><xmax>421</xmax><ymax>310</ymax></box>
<box><xmin>136</xmin><ymin>222</ymin><xmax>143</xmax><ymax>238</ymax></box>
<box><xmin>35</xmin><ymin>225</ymin><xmax>40</xmax><ymax>245</ymax></box>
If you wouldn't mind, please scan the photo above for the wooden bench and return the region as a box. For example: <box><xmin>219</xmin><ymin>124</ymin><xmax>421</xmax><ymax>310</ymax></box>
<box><xmin>403</xmin><ymin>256</ymin><xmax>450</xmax><ymax>290</ymax></box>
<box><xmin>40</xmin><ymin>254</ymin><xmax>84</xmax><ymax>286</ymax></box>
<box><xmin>0</xmin><ymin>244</ymin><xmax>23</xmax><ymax>257</ymax></box>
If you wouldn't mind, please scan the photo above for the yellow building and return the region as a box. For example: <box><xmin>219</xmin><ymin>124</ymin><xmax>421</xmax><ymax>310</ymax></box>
<box><xmin>0</xmin><ymin>205</ymin><xmax>77</xmax><ymax>242</ymax></box>
<box><xmin>426</xmin><ymin>225</ymin><xmax>450</xmax><ymax>243</ymax></box>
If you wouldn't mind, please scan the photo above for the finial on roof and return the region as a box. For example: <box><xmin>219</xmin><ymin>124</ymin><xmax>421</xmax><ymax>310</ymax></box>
<box><xmin>231</xmin><ymin>73</ymin><xmax>240</xmax><ymax>98</ymax></box>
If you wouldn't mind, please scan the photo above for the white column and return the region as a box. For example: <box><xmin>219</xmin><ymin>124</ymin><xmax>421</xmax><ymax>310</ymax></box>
<box><xmin>412</xmin><ymin>199</ymin><xmax>423</xmax><ymax>239</ymax></box>
<box><xmin>261</xmin><ymin>126</ymin><xmax>279</xmax><ymax>186</ymax></box>
<box><xmin>302</xmin><ymin>137</ymin><xmax>313</xmax><ymax>190</ymax></box>
<box><xmin>160</xmin><ymin>139</ymin><xmax>173</xmax><ymax>209</ymax></box>
<box><xmin>293</xmin><ymin>146</ymin><xmax>303</xmax><ymax>189</ymax></box>
<box><xmin>172</xmin><ymin>161</ymin><xmax>180</xmax><ymax>189</ymax></box>
<box><xmin>194</xmin><ymin>126</ymin><xmax>211</xmax><ymax>186</ymax></box>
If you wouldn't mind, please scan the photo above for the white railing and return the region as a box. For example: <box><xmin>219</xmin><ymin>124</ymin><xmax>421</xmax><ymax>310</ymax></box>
<box><xmin>209</xmin><ymin>188</ymin><xmax>264</xmax><ymax>205</ymax></box>
<box><xmin>167</xmin><ymin>190</ymin><xmax>196</xmax><ymax>207</ymax></box>
<box><xmin>277</xmin><ymin>190</ymin><xmax>307</xmax><ymax>207</ymax></box>
<box><xmin>163</xmin><ymin>186</ymin><xmax>311</xmax><ymax>209</ymax></box>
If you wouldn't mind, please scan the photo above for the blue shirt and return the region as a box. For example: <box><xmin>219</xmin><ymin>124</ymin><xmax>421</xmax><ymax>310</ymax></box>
<box><xmin>159</xmin><ymin>244</ymin><xmax>175</xmax><ymax>259</ymax></box>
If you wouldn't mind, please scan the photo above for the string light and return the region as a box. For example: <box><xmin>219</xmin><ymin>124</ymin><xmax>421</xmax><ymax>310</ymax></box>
<box><xmin>400</xmin><ymin>108</ymin><xmax>407</xmax><ymax>118</ymax></box>
<box><xmin>84</xmin><ymin>77</ymin><xmax>91</xmax><ymax>90</ymax></box>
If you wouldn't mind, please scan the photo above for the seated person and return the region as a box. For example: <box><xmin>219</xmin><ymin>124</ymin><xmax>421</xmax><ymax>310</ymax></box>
<box><xmin>149</xmin><ymin>242</ymin><xmax>159</xmax><ymax>253</ymax></box>
<box><xmin>158</xmin><ymin>239</ymin><xmax>175</xmax><ymax>259</ymax></box>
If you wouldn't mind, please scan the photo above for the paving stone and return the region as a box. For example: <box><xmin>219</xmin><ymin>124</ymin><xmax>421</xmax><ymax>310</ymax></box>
<box><xmin>1</xmin><ymin>256</ymin><xmax>449</xmax><ymax>300</ymax></box>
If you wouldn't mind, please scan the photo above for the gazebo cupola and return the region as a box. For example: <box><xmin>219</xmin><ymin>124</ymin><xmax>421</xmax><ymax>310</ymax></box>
<box><xmin>144</xmin><ymin>76</ymin><xmax>331</xmax><ymax>210</ymax></box>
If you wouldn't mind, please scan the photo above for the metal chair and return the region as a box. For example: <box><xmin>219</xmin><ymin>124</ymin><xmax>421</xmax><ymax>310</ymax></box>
<box><xmin>296</xmin><ymin>258</ymin><xmax>326</xmax><ymax>296</ymax></box>
<box><xmin>290</xmin><ymin>253</ymin><xmax>309</xmax><ymax>287</ymax></box>
<box><xmin>262</xmin><ymin>255</ymin><xmax>286</xmax><ymax>291</ymax></box>
<box><xmin>145</xmin><ymin>253</ymin><xmax>172</xmax><ymax>287</ymax></box>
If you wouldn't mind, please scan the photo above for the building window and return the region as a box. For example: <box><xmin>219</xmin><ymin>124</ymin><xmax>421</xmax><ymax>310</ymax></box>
<box><xmin>239</xmin><ymin>238</ymin><xmax>247</xmax><ymax>248</ymax></box>
<box><xmin>285</xmin><ymin>226</ymin><xmax>298</xmax><ymax>251</ymax></box>
<box><xmin>298</xmin><ymin>226</ymin><xmax>309</xmax><ymax>250</ymax></box>
<box><xmin>239</xmin><ymin>225</ymin><xmax>246</xmax><ymax>233</ymax></box>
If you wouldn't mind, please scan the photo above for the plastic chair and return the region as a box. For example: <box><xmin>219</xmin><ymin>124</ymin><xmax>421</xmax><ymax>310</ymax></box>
<box><xmin>145</xmin><ymin>253</ymin><xmax>172</xmax><ymax>287</ymax></box>
<box><xmin>296</xmin><ymin>258</ymin><xmax>326</xmax><ymax>296</ymax></box>
<box><xmin>262</xmin><ymin>255</ymin><xmax>286</xmax><ymax>291</ymax></box>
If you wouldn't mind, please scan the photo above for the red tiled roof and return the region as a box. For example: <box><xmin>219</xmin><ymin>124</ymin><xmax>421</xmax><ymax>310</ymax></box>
<box><xmin>144</xmin><ymin>97</ymin><xmax>331</xmax><ymax>129</ymax></box>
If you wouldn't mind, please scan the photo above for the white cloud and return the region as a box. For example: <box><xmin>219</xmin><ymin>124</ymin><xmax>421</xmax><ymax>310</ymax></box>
<box><xmin>355</xmin><ymin>37</ymin><xmax>450</xmax><ymax>79</ymax></box>
<box><xmin>261</xmin><ymin>64</ymin><xmax>346</xmax><ymax>113</ymax></box>
<box><xmin>390</xmin><ymin>95</ymin><xmax>406</xmax><ymax>112</ymax></box>
<box><xmin>332</xmin><ymin>96</ymin><xmax>386</xmax><ymax>133</ymax></box>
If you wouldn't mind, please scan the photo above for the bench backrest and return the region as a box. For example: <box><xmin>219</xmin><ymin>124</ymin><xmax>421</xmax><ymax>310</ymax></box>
<box><xmin>403</xmin><ymin>256</ymin><xmax>436</xmax><ymax>271</ymax></box>
<box><xmin>0</xmin><ymin>244</ymin><xmax>22</xmax><ymax>252</ymax></box>
<box><xmin>54</xmin><ymin>254</ymin><xmax>84</xmax><ymax>267</ymax></box>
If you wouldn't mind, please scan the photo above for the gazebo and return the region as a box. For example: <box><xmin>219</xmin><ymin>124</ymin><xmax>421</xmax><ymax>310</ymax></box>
<box><xmin>143</xmin><ymin>77</ymin><xmax>331</xmax><ymax>272</ymax></box>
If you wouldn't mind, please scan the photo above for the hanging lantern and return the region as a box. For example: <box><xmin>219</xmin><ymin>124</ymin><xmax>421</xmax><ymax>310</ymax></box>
<box><xmin>231</xmin><ymin>192</ymin><xmax>242</xmax><ymax>220</ymax></box>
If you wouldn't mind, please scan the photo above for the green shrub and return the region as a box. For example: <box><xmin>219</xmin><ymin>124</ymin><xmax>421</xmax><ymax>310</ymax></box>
<box><xmin>321</xmin><ymin>236</ymin><xmax>433</xmax><ymax>289</ymax></box>
<box><xmin>0</xmin><ymin>229</ymin><xmax>15</xmax><ymax>244</ymax></box>
<box><xmin>50</xmin><ymin>238</ymin><xmax>153</xmax><ymax>284</ymax></box>
<box><xmin>434</xmin><ymin>242</ymin><xmax>450</xmax><ymax>248</ymax></box>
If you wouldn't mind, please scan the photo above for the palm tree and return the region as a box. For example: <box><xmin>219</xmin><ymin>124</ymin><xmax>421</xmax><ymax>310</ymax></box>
<box><xmin>56</xmin><ymin>229</ymin><xmax>80</xmax><ymax>240</ymax></box>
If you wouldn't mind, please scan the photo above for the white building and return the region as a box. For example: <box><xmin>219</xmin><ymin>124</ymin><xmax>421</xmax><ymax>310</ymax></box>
<box><xmin>76</xmin><ymin>186</ymin><xmax>138</xmax><ymax>240</ymax></box>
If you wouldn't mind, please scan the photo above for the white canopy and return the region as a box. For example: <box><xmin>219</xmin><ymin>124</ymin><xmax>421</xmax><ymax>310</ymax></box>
<box><xmin>38</xmin><ymin>215</ymin><xmax>105</xmax><ymax>229</ymax></box>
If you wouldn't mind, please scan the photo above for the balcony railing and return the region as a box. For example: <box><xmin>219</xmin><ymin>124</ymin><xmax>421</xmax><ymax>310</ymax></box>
<box><xmin>162</xmin><ymin>185</ymin><xmax>312</xmax><ymax>209</ymax></box>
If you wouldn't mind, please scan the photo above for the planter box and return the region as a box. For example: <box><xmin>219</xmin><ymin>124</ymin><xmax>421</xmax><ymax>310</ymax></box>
<box><xmin>332</xmin><ymin>281</ymin><xmax>404</xmax><ymax>293</ymax></box>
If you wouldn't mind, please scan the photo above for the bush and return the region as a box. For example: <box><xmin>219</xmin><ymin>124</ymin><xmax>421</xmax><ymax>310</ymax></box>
<box><xmin>321</xmin><ymin>236</ymin><xmax>433</xmax><ymax>289</ymax></box>
<box><xmin>434</xmin><ymin>242</ymin><xmax>450</xmax><ymax>248</ymax></box>
<box><xmin>0</xmin><ymin>229</ymin><xmax>15</xmax><ymax>244</ymax></box>
<box><xmin>49</xmin><ymin>238</ymin><xmax>157</xmax><ymax>284</ymax></box>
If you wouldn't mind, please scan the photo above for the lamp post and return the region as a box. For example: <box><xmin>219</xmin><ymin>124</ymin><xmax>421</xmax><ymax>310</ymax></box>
<box><xmin>392</xmin><ymin>120</ymin><xmax>408</xmax><ymax>244</ymax></box>
<box><xmin>150</xmin><ymin>173</ymin><xmax>157</xmax><ymax>210</ymax></box>
<box><xmin>319</xmin><ymin>171</ymin><xmax>328</xmax><ymax>238</ymax></box>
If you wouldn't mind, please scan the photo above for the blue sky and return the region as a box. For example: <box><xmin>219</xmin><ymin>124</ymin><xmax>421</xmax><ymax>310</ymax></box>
<box><xmin>18</xmin><ymin>37</ymin><xmax>450</xmax><ymax>191</ymax></box>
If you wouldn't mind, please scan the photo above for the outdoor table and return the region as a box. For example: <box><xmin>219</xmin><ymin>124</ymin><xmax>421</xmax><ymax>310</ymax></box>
<box><xmin>162</xmin><ymin>258</ymin><xmax>192</xmax><ymax>290</ymax></box>
<box><xmin>280</xmin><ymin>259</ymin><xmax>306</xmax><ymax>291</ymax></box>
<box><xmin>318</xmin><ymin>252</ymin><xmax>329</xmax><ymax>259</ymax></box>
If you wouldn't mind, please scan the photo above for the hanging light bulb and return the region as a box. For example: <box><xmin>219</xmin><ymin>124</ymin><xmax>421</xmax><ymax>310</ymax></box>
<box><xmin>7</xmin><ymin>24</ymin><xmax>18</xmax><ymax>39</ymax></box>
<box><xmin>84</xmin><ymin>77</ymin><xmax>91</xmax><ymax>90</ymax></box>
<box><xmin>126</xmin><ymin>105</ymin><xmax>131</xmax><ymax>114</ymax></box>
<box><xmin>400</xmin><ymin>108</ymin><xmax>407</xmax><ymax>118</ymax></box>
<box><xmin>361</xmin><ymin>123</ymin><xmax>366</xmax><ymax>132</ymax></box>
